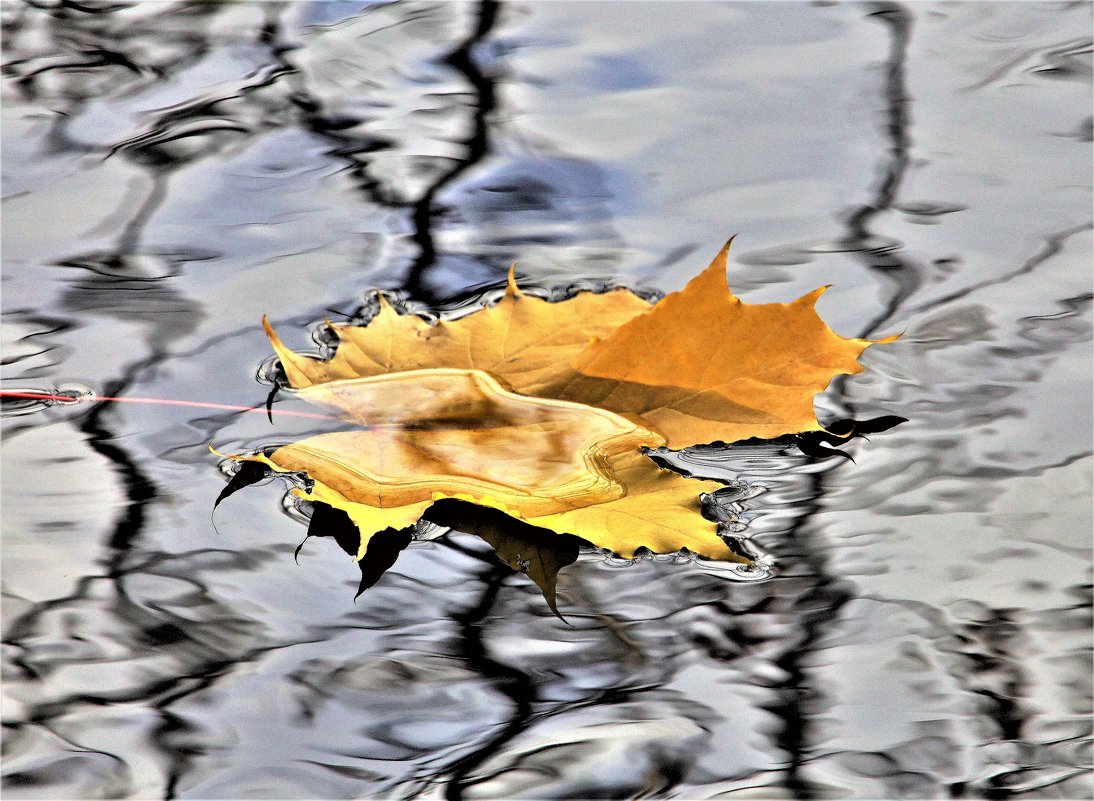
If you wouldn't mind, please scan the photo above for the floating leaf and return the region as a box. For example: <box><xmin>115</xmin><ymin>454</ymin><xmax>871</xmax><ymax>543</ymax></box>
<box><xmin>222</xmin><ymin>241</ymin><xmax>904</xmax><ymax>606</ymax></box>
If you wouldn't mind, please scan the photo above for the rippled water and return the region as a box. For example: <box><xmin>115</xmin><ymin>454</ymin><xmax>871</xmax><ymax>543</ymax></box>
<box><xmin>2</xmin><ymin>2</ymin><xmax>1091</xmax><ymax>799</ymax></box>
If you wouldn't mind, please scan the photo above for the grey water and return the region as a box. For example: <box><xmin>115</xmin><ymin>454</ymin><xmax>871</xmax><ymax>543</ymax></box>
<box><xmin>1</xmin><ymin>1</ymin><xmax>1091</xmax><ymax>799</ymax></box>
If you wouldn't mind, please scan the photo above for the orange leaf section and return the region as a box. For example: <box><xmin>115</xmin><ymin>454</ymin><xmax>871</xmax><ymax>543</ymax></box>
<box><xmin>554</xmin><ymin>242</ymin><xmax>895</xmax><ymax>446</ymax></box>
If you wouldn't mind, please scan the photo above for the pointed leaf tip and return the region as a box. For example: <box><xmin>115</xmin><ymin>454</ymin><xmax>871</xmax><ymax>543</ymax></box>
<box><xmin>262</xmin><ymin>315</ymin><xmax>294</xmax><ymax>361</ymax></box>
<box><xmin>214</xmin><ymin>459</ymin><xmax>269</xmax><ymax>510</ymax></box>
<box><xmin>208</xmin><ymin>443</ymin><xmax>241</xmax><ymax>460</ymax></box>
<box><xmin>796</xmin><ymin>285</ymin><xmax>831</xmax><ymax>306</ymax></box>
<box><xmin>710</xmin><ymin>235</ymin><xmax>736</xmax><ymax>270</ymax></box>
<box><xmin>261</xmin><ymin>314</ymin><xmax>279</xmax><ymax>345</ymax></box>
<box><xmin>294</xmin><ymin>535</ymin><xmax>309</xmax><ymax>564</ymax></box>
<box><xmin>505</xmin><ymin>263</ymin><xmax>523</xmax><ymax>298</ymax></box>
<box><xmin>794</xmin><ymin>436</ymin><xmax>855</xmax><ymax>463</ymax></box>
<box><xmin>695</xmin><ymin>237</ymin><xmax>738</xmax><ymax>297</ymax></box>
<box><xmin>261</xmin><ymin>315</ymin><xmax>313</xmax><ymax>389</ymax></box>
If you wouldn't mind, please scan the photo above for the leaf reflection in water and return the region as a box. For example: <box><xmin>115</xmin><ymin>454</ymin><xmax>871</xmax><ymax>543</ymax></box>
<box><xmin>425</xmin><ymin>499</ymin><xmax>587</xmax><ymax>619</ymax></box>
<box><xmin>297</xmin><ymin>501</ymin><xmax>415</xmax><ymax>600</ymax></box>
<box><xmin>294</xmin><ymin>498</ymin><xmax>583</xmax><ymax>616</ymax></box>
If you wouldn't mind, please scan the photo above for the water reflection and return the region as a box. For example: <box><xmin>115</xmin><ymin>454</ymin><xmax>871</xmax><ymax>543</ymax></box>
<box><xmin>2</xmin><ymin>1</ymin><xmax>1091</xmax><ymax>799</ymax></box>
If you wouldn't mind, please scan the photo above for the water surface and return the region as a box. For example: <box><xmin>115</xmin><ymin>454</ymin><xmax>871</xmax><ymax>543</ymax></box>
<box><xmin>2</xmin><ymin>2</ymin><xmax>1091</xmax><ymax>799</ymax></box>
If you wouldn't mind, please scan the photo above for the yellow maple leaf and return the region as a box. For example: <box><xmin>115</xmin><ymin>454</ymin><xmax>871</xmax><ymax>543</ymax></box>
<box><xmin>265</xmin><ymin>242</ymin><xmax>895</xmax><ymax>448</ymax></box>
<box><xmin>224</xmin><ymin>240</ymin><xmax>902</xmax><ymax>604</ymax></box>
<box><xmin>243</xmin><ymin>368</ymin><xmax>743</xmax><ymax>565</ymax></box>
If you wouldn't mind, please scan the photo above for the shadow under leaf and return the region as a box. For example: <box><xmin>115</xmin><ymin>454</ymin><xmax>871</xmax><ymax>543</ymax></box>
<box><xmin>792</xmin><ymin>415</ymin><xmax>908</xmax><ymax>462</ymax></box>
<box><xmin>737</xmin><ymin>414</ymin><xmax>908</xmax><ymax>462</ymax></box>
<box><xmin>300</xmin><ymin>502</ymin><xmax>414</xmax><ymax>600</ymax></box>
<box><xmin>214</xmin><ymin>459</ymin><xmax>268</xmax><ymax>509</ymax></box>
<box><xmin>424</xmin><ymin>499</ymin><xmax>589</xmax><ymax>621</ymax></box>
<box><xmin>294</xmin><ymin>498</ymin><xmax>587</xmax><ymax>615</ymax></box>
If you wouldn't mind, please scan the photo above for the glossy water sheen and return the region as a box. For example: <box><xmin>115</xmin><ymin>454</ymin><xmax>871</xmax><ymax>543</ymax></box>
<box><xmin>2</xmin><ymin>2</ymin><xmax>1091</xmax><ymax>799</ymax></box>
